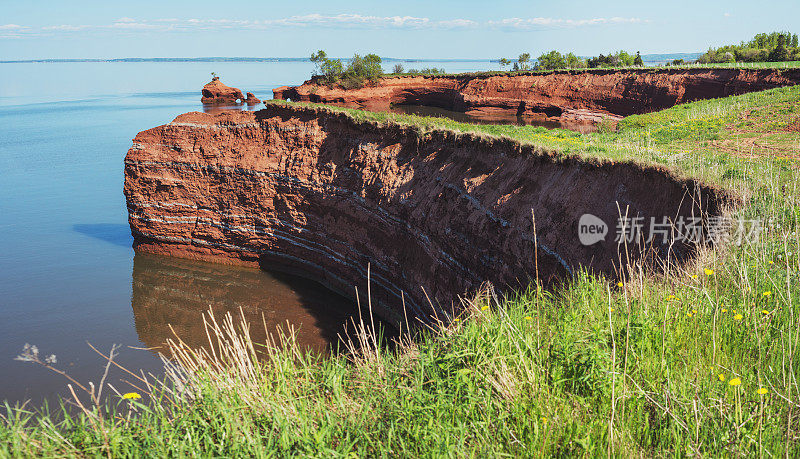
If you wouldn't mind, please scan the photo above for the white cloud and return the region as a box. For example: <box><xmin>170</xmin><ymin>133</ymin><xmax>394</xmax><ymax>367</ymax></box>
<box><xmin>42</xmin><ymin>24</ymin><xmax>90</xmax><ymax>31</ymax></box>
<box><xmin>0</xmin><ymin>14</ymin><xmax>649</xmax><ymax>39</ymax></box>
<box><xmin>488</xmin><ymin>17</ymin><xmax>646</xmax><ymax>29</ymax></box>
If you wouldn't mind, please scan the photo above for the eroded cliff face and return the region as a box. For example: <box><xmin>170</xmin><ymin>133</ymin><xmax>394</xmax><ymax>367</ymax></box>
<box><xmin>273</xmin><ymin>68</ymin><xmax>800</xmax><ymax>125</ymax></box>
<box><xmin>124</xmin><ymin>104</ymin><xmax>731</xmax><ymax>324</ymax></box>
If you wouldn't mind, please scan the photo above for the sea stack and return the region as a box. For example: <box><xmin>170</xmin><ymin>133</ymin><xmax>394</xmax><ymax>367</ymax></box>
<box><xmin>201</xmin><ymin>77</ymin><xmax>246</xmax><ymax>104</ymax></box>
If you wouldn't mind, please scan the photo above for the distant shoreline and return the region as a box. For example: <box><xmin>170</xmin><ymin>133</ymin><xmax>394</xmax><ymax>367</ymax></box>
<box><xmin>0</xmin><ymin>57</ymin><xmax>492</xmax><ymax>64</ymax></box>
<box><xmin>1</xmin><ymin>54</ymin><xmax>701</xmax><ymax>64</ymax></box>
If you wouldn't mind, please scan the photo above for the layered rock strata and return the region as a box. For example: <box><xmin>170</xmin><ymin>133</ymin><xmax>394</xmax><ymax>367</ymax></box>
<box><xmin>274</xmin><ymin>68</ymin><xmax>800</xmax><ymax>125</ymax></box>
<box><xmin>124</xmin><ymin>103</ymin><xmax>732</xmax><ymax>324</ymax></box>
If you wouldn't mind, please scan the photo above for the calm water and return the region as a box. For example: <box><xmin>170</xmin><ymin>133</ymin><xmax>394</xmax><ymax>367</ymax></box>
<box><xmin>0</xmin><ymin>60</ymin><xmax>497</xmax><ymax>405</ymax></box>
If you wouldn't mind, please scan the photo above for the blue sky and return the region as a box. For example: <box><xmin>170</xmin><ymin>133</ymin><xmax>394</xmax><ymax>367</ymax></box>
<box><xmin>1</xmin><ymin>0</ymin><xmax>799</xmax><ymax>59</ymax></box>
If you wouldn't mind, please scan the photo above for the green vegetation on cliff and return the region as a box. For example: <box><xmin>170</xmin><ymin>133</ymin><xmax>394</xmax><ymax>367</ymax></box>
<box><xmin>698</xmin><ymin>31</ymin><xmax>800</xmax><ymax>64</ymax></box>
<box><xmin>3</xmin><ymin>86</ymin><xmax>800</xmax><ymax>456</ymax></box>
<box><xmin>310</xmin><ymin>50</ymin><xmax>384</xmax><ymax>89</ymax></box>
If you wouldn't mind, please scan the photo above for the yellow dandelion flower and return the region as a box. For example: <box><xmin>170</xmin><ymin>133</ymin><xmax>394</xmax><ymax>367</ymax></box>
<box><xmin>122</xmin><ymin>392</ymin><xmax>141</xmax><ymax>400</ymax></box>
<box><xmin>757</xmin><ymin>387</ymin><xmax>768</xmax><ymax>395</ymax></box>
<box><xmin>687</xmin><ymin>312</ymin><xmax>692</xmax><ymax>317</ymax></box>
<box><xmin>768</xmin><ymin>261</ymin><xmax>774</xmax><ymax>265</ymax></box>
<box><xmin>617</xmin><ymin>282</ymin><xmax>624</xmax><ymax>287</ymax></box>
<box><xmin>541</xmin><ymin>416</ymin><xmax>547</xmax><ymax>424</ymax></box>
<box><xmin>718</xmin><ymin>374</ymin><xmax>725</xmax><ymax>382</ymax></box>
<box><xmin>762</xmin><ymin>310</ymin><xmax>769</xmax><ymax>315</ymax></box>
<box><xmin>667</xmin><ymin>295</ymin><xmax>676</xmax><ymax>300</ymax></box>
<box><xmin>704</xmin><ymin>269</ymin><xmax>714</xmax><ymax>276</ymax></box>
<box><xmin>729</xmin><ymin>377</ymin><xmax>742</xmax><ymax>386</ymax></box>
<box><xmin>481</xmin><ymin>305</ymin><xmax>489</xmax><ymax>311</ymax></box>
<box><xmin>524</xmin><ymin>316</ymin><xmax>533</xmax><ymax>321</ymax></box>
<box><xmin>763</xmin><ymin>291</ymin><xmax>772</xmax><ymax>297</ymax></box>
<box><xmin>690</xmin><ymin>274</ymin><xmax>698</xmax><ymax>279</ymax></box>
<box><xmin>734</xmin><ymin>314</ymin><xmax>743</xmax><ymax>321</ymax></box>
<box><xmin>721</xmin><ymin>308</ymin><xmax>728</xmax><ymax>313</ymax></box>
<box><xmin>692</xmin><ymin>309</ymin><xmax>697</xmax><ymax>314</ymax></box>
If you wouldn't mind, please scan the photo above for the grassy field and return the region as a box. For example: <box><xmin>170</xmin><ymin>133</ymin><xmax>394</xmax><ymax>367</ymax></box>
<box><xmin>3</xmin><ymin>87</ymin><xmax>799</xmax><ymax>456</ymax></box>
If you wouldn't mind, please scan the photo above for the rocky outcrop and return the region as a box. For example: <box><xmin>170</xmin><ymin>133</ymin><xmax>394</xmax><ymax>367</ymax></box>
<box><xmin>274</xmin><ymin>68</ymin><xmax>800</xmax><ymax>125</ymax></box>
<box><xmin>124</xmin><ymin>103</ymin><xmax>732</xmax><ymax>325</ymax></box>
<box><xmin>201</xmin><ymin>78</ymin><xmax>247</xmax><ymax>104</ymax></box>
<box><xmin>244</xmin><ymin>92</ymin><xmax>261</xmax><ymax>105</ymax></box>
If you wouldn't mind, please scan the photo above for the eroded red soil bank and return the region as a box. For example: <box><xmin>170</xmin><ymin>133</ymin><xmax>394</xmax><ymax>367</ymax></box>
<box><xmin>124</xmin><ymin>104</ymin><xmax>732</xmax><ymax>324</ymax></box>
<box><xmin>273</xmin><ymin>68</ymin><xmax>800</xmax><ymax>126</ymax></box>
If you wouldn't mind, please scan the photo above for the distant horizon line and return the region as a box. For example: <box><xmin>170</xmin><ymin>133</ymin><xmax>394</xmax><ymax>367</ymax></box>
<box><xmin>1</xmin><ymin>53</ymin><xmax>702</xmax><ymax>64</ymax></box>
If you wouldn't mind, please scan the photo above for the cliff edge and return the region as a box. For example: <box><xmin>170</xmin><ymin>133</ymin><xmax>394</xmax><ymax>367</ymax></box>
<box><xmin>124</xmin><ymin>103</ymin><xmax>733</xmax><ymax>324</ymax></box>
<box><xmin>274</xmin><ymin>68</ymin><xmax>800</xmax><ymax>125</ymax></box>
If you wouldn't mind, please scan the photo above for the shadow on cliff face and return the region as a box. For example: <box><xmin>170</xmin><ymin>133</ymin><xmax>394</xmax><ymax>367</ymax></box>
<box><xmin>252</xmin><ymin>107</ymin><xmax>733</xmax><ymax>322</ymax></box>
<box><xmin>130</xmin><ymin>252</ymin><xmax>396</xmax><ymax>357</ymax></box>
<box><xmin>73</xmin><ymin>223</ymin><xmax>133</xmax><ymax>248</ymax></box>
<box><xmin>126</xmin><ymin>107</ymin><xmax>737</xmax><ymax>328</ymax></box>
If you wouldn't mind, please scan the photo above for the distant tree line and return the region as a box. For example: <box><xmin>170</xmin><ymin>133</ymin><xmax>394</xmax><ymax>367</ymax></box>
<box><xmin>697</xmin><ymin>31</ymin><xmax>799</xmax><ymax>63</ymax></box>
<box><xmin>391</xmin><ymin>63</ymin><xmax>446</xmax><ymax>75</ymax></box>
<box><xmin>497</xmin><ymin>50</ymin><xmax>644</xmax><ymax>71</ymax></box>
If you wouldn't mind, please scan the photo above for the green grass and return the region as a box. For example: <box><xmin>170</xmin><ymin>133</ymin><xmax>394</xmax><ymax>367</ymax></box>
<box><xmin>3</xmin><ymin>85</ymin><xmax>800</xmax><ymax>457</ymax></box>
<box><xmin>376</xmin><ymin>61</ymin><xmax>800</xmax><ymax>80</ymax></box>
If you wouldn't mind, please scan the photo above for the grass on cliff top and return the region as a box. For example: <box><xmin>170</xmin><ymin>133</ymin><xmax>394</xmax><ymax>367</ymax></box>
<box><xmin>266</xmin><ymin>84</ymin><xmax>800</xmax><ymax>188</ymax></box>
<box><xmin>3</xmin><ymin>87</ymin><xmax>800</xmax><ymax>457</ymax></box>
<box><xmin>375</xmin><ymin>60</ymin><xmax>800</xmax><ymax>80</ymax></box>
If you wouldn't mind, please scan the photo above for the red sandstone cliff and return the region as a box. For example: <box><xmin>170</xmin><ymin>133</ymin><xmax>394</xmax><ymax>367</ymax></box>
<box><xmin>274</xmin><ymin>68</ymin><xmax>800</xmax><ymax>124</ymax></box>
<box><xmin>124</xmin><ymin>103</ymin><xmax>731</xmax><ymax>324</ymax></box>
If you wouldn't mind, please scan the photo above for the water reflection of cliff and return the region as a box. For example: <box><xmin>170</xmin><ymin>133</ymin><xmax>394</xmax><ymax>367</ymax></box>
<box><xmin>131</xmin><ymin>252</ymin><xmax>364</xmax><ymax>355</ymax></box>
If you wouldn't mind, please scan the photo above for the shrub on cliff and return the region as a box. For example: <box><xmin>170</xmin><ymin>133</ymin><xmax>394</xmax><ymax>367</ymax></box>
<box><xmin>309</xmin><ymin>51</ymin><xmax>384</xmax><ymax>88</ymax></box>
<box><xmin>310</xmin><ymin>50</ymin><xmax>344</xmax><ymax>84</ymax></box>
<box><xmin>339</xmin><ymin>53</ymin><xmax>384</xmax><ymax>89</ymax></box>
<box><xmin>406</xmin><ymin>67</ymin><xmax>446</xmax><ymax>75</ymax></box>
<box><xmin>697</xmin><ymin>31</ymin><xmax>799</xmax><ymax>63</ymax></box>
<box><xmin>534</xmin><ymin>51</ymin><xmax>588</xmax><ymax>71</ymax></box>
<box><xmin>588</xmin><ymin>50</ymin><xmax>637</xmax><ymax>68</ymax></box>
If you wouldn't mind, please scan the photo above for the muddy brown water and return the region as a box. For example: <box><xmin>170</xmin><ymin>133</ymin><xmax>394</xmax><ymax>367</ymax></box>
<box><xmin>131</xmin><ymin>252</ymin><xmax>378</xmax><ymax>356</ymax></box>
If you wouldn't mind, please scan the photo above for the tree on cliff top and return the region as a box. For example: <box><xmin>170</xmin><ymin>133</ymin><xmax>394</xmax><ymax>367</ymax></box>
<box><xmin>309</xmin><ymin>51</ymin><xmax>384</xmax><ymax>89</ymax></box>
<box><xmin>517</xmin><ymin>53</ymin><xmax>531</xmax><ymax>71</ymax></box>
<box><xmin>310</xmin><ymin>50</ymin><xmax>344</xmax><ymax>84</ymax></box>
<box><xmin>534</xmin><ymin>51</ymin><xmax>587</xmax><ymax>71</ymax></box>
<box><xmin>340</xmin><ymin>54</ymin><xmax>383</xmax><ymax>88</ymax></box>
<box><xmin>634</xmin><ymin>51</ymin><xmax>644</xmax><ymax>66</ymax></box>
<box><xmin>697</xmin><ymin>31</ymin><xmax>799</xmax><ymax>63</ymax></box>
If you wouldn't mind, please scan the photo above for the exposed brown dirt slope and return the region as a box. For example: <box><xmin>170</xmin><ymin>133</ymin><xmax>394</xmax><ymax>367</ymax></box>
<box><xmin>124</xmin><ymin>104</ymin><xmax>732</xmax><ymax>324</ymax></box>
<box><xmin>273</xmin><ymin>68</ymin><xmax>800</xmax><ymax>125</ymax></box>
